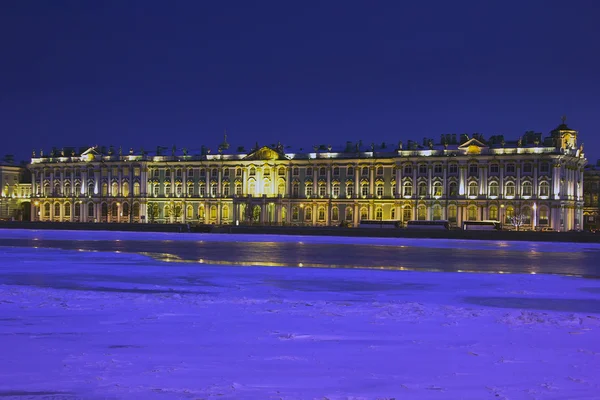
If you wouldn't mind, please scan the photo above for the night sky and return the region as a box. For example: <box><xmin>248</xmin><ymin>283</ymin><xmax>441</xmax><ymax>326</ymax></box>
<box><xmin>1</xmin><ymin>1</ymin><xmax>599</xmax><ymax>163</ymax></box>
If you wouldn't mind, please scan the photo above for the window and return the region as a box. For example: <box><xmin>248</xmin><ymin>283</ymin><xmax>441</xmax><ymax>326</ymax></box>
<box><xmin>222</xmin><ymin>205</ymin><xmax>229</xmax><ymax>220</ymax></box>
<box><xmin>522</xmin><ymin>206</ymin><xmax>531</xmax><ymax>224</ymax></box>
<box><xmin>539</xmin><ymin>207</ymin><xmax>549</xmax><ymax>225</ymax></box>
<box><xmin>417</xmin><ymin>206</ymin><xmax>426</xmax><ymax>220</ymax></box>
<box><xmin>539</xmin><ymin>181</ymin><xmax>550</xmax><ymax>197</ymax></box>
<box><xmin>111</xmin><ymin>182</ymin><xmax>118</xmax><ymax>197</ymax></box>
<box><xmin>186</xmin><ymin>205</ymin><xmax>193</xmax><ymax>219</ymax></box>
<box><xmin>54</xmin><ymin>203</ymin><xmax>60</xmax><ymax>217</ymax></box>
<box><xmin>467</xmin><ymin>206</ymin><xmax>477</xmax><ymax>221</ymax></box>
<box><xmin>376</xmin><ymin>166</ymin><xmax>383</xmax><ymax>175</ymax></box>
<box><xmin>345</xmin><ymin>207</ymin><xmax>353</xmax><ymax>221</ymax></box>
<box><xmin>506</xmin><ymin>164</ymin><xmax>515</xmax><ymax>173</ymax></box>
<box><xmin>87</xmin><ymin>203</ymin><xmax>94</xmax><ymax>217</ymax></box>
<box><xmin>469</xmin><ymin>164</ymin><xmax>478</xmax><ymax>175</ymax></box>
<box><xmin>176</xmin><ymin>168</ymin><xmax>182</xmax><ymax>178</ymax></box>
<box><xmin>263</xmin><ymin>168</ymin><xmax>270</xmax><ymax>177</ymax></box>
<box><xmin>332</xmin><ymin>184</ymin><xmax>340</xmax><ymax>198</ymax></box>
<box><xmin>319</xmin><ymin>167</ymin><xmax>326</xmax><ymax>176</ymax></box>
<box><xmin>333</xmin><ymin>167</ymin><xmax>340</xmax><ymax>176</ymax></box>
<box><xmin>404</xmin><ymin>165</ymin><xmax>412</xmax><ymax>175</ymax></box>
<box><xmin>391</xmin><ymin>208</ymin><xmax>396</xmax><ymax>219</ymax></box>
<box><xmin>434</xmin><ymin>164</ymin><xmax>442</xmax><ymax>174</ymax></box>
<box><xmin>122</xmin><ymin>182</ymin><xmax>130</xmax><ymax>197</ymax></box>
<box><xmin>292</xmin><ymin>183</ymin><xmax>299</xmax><ymax>197</ymax></box>
<box><xmin>306</xmin><ymin>185</ymin><xmax>313</xmax><ymax>197</ymax></box>
<box><xmin>293</xmin><ymin>167</ymin><xmax>299</xmax><ymax>176</ymax></box>
<box><xmin>165</xmin><ymin>169</ymin><xmax>171</xmax><ymax>178</ymax></box>
<box><xmin>164</xmin><ymin>183</ymin><xmax>171</xmax><ymax>197</ymax></box>
<box><xmin>505</xmin><ymin>182</ymin><xmax>515</xmax><ymax>197</ymax></box>
<box><xmin>403</xmin><ymin>183</ymin><xmax>412</xmax><ymax>197</ymax></box>
<box><xmin>292</xmin><ymin>207</ymin><xmax>299</xmax><ymax>221</ymax></box>
<box><xmin>199</xmin><ymin>184</ymin><xmax>205</xmax><ymax>197</ymax></box>
<box><xmin>375</xmin><ymin>207</ymin><xmax>382</xmax><ymax>220</ymax></box>
<box><xmin>278</xmin><ymin>167</ymin><xmax>285</xmax><ymax>176</ymax></box>
<box><xmin>362</xmin><ymin>167</ymin><xmax>369</xmax><ymax>176</ymax></box>
<box><xmin>347</xmin><ymin>166</ymin><xmax>354</xmax><ymax>176</ymax></box>
<box><xmin>187</xmin><ymin>183</ymin><xmax>194</xmax><ymax>196</ymax></box>
<box><xmin>523</xmin><ymin>163</ymin><xmax>532</xmax><ymax>173</ymax></box>
<box><xmin>305</xmin><ymin>207</ymin><xmax>312</xmax><ymax>221</ymax></box>
<box><xmin>489</xmin><ymin>182</ymin><xmax>499</xmax><ymax>197</ymax></box>
<box><xmin>448</xmin><ymin>205</ymin><xmax>457</xmax><ymax>223</ymax></box>
<box><xmin>64</xmin><ymin>203</ymin><xmax>71</xmax><ymax>217</ymax></box>
<box><xmin>489</xmin><ymin>205</ymin><xmax>498</xmax><ymax>220</ymax></box>
<box><xmin>134</xmin><ymin>182</ymin><xmax>140</xmax><ymax>196</ymax></box>
<box><xmin>433</xmin><ymin>182</ymin><xmax>442</xmax><ymax>197</ymax></box>
<box><xmin>306</xmin><ymin>167</ymin><xmax>313</xmax><ymax>176</ymax></box>
<box><xmin>540</xmin><ymin>163</ymin><xmax>550</xmax><ymax>173</ymax></box>
<box><xmin>318</xmin><ymin>207</ymin><xmax>325</xmax><ymax>221</ymax></box>
<box><xmin>361</xmin><ymin>183</ymin><xmax>369</xmax><ymax>197</ymax></box>
<box><xmin>223</xmin><ymin>184</ymin><xmax>230</xmax><ymax>197</ymax></box>
<box><xmin>505</xmin><ymin>206</ymin><xmax>514</xmax><ymax>223</ymax></box>
<box><xmin>235</xmin><ymin>183</ymin><xmax>242</xmax><ymax>195</ymax></box>
<box><xmin>332</xmin><ymin>207</ymin><xmax>339</xmax><ymax>221</ymax></box>
<box><xmin>449</xmin><ymin>182</ymin><xmax>458</xmax><ymax>197</ymax></box>
<box><xmin>403</xmin><ymin>206</ymin><xmax>412</xmax><ymax>221</ymax></box>
<box><xmin>210</xmin><ymin>205</ymin><xmax>217</xmax><ymax>219</ymax></box>
<box><xmin>522</xmin><ymin>181</ymin><xmax>532</xmax><ymax>197</ymax></box>
<box><xmin>101</xmin><ymin>183</ymin><xmax>108</xmax><ymax>196</ymax></box>
<box><xmin>346</xmin><ymin>184</ymin><xmax>354</xmax><ymax>198</ymax></box>
<box><xmin>211</xmin><ymin>169</ymin><xmax>218</xmax><ymax>178</ymax></box>
<box><xmin>418</xmin><ymin>164</ymin><xmax>427</xmax><ymax>175</ymax></box>
<box><xmin>376</xmin><ymin>185</ymin><xmax>383</xmax><ymax>197</ymax></box>
<box><xmin>224</xmin><ymin>168</ymin><xmax>230</xmax><ymax>177</ymax></box>
<box><xmin>433</xmin><ymin>205</ymin><xmax>442</xmax><ymax>220</ymax></box>
<box><xmin>318</xmin><ymin>184</ymin><xmax>326</xmax><ymax>197</ymax></box>
<box><xmin>210</xmin><ymin>183</ymin><xmax>217</xmax><ymax>197</ymax></box>
<box><xmin>249</xmin><ymin>167</ymin><xmax>256</xmax><ymax>176</ymax></box>
<box><xmin>418</xmin><ymin>182</ymin><xmax>427</xmax><ymax>197</ymax></box>
<box><xmin>468</xmin><ymin>182</ymin><xmax>478</xmax><ymax>197</ymax></box>
<box><xmin>360</xmin><ymin>207</ymin><xmax>368</xmax><ymax>220</ymax></box>
<box><xmin>448</xmin><ymin>164</ymin><xmax>458</xmax><ymax>174</ymax></box>
<box><xmin>187</xmin><ymin>168</ymin><xmax>194</xmax><ymax>177</ymax></box>
<box><xmin>200</xmin><ymin>168</ymin><xmax>206</xmax><ymax>177</ymax></box>
<box><xmin>490</xmin><ymin>164</ymin><xmax>499</xmax><ymax>174</ymax></box>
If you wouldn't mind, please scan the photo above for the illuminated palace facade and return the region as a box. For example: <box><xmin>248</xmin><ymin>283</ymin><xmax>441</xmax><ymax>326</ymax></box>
<box><xmin>28</xmin><ymin>122</ymin><xmax>586</xmax><ymax>231</ymax></box>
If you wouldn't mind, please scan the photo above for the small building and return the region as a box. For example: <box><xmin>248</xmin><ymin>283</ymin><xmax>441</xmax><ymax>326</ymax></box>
<box><xmin>0</xmin><ymin>160</ymin><xmax>32</xmax><ymax>221</ymax></box>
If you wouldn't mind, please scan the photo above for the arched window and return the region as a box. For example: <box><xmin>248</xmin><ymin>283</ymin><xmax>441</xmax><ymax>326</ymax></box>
<box><xmin>539</xmin><ymin>181</ymin><xmax>550</xmax><ymax>197</ymax></box>
<box><xmin>101</xmin><ymin>183</ymin><xmax>108</xmax><ymax>196</ymax></box>
<box><xmin>249</xmin><ymin>167</ymin><xmax>256</xmax><ymax>176</ymax></box>
<box><xmin>222</xmin><ymin>205</ymin><xmax>229</xmax><ymax>220</ymax></box>
<box><xmin>278</xmin><ymin>181</ymin><xmax>285</xmax><ymax>196</ymax></box>
<box><xmin>376</xmin><ymin>184</ymin><xmax>384</xmax><ymax>198</ymax></box>
<box><xmin>345</xmin><ymin>183</ymin><xmax>354</xmax><ymax>198</ymax></box>
<box><xmin>133</xmin><ymin>203</ymin><xmax>140</xmax><ymax>218</ymax></box>
<box><xmin>305</xmin><ymin>207</ymin><xmax>312</xmax><ymax>221</ymax></box>
<box><xmin>319</xmin><ymin>167</ymin><xmax>326</xmax><ymax>176</ymax></box>
<box><xmin>403</xmin><ymin>206</ymin><xmax>412</xmax><ymax>221</ymax></box>
<box><xmin>403</xmin><ymin>182</ymin><xmax>412</xmax><ymax>197</ymax></box>
<box><xmin>248</xmin><ymin>181</ymin><xmax>256</xmax><ymax>196</ymax></box>
<box><xmin>54</xmin><ymin>183</ymin><xmax>61</xmax><ymax>196</ymax></box>
<box><xmin>333</xmin><ymin>166</ymin><xmax>339</xmax><ymax>176</ymax></box>
<box><xmin>489</xmin><ymin>181</ymin><xmax>499</xmax><ymax>197</ymax></box>
<box><xmin>111</xmin><ymin>182</ymin><xmax>118</xmax><ymax>197</ymax></box>
<box><xmin>210</xmin><ymin>183</ymin><xmax>218</xmax><ymax>197</ymax></box>
<box><xmin>122</xmin><ymin>202</ymin><xmax>130</xmax><ymax>217</ymax></box>
<box><xmin>345</xmin><ymin>207</ymin><xmax>353</xmax><ymax>221</ymax></box>
<box><xmin>198</xmin><ymin>205</ymin><xmax>205</xmax><ymax>220</ymax></box>
<box><xmin>468</xmin><ymin>182</ymin><xmax>478</xmax><ymax>197</ymax></box>
<box><xmin>88</xmin><ymin>202</ymin><xmax>94</xmax><ymax>217</ymax></box>
<box><xmin>522</xmin><ymin>181</ymin><xmax>532</xmax><ymax>197</ymax></box>
<box><xmin>175</xmin><ymin>183</ymin><xmax>182</xmax><ymax>197</ymax></box>
<box><xmin>263</xmin><ymin>179</ymin><xmax>271</xmax><ymax>196</ymax></box>
<box><xmin>165</xmin><ymin>183</ymin><xmax>171</xmax><ymax>197</ymax></box>
<box><xmin>448</xmin><ymin>205</ymin><xmax>457</xmax><ymax>223</ymax></box>
<box><xmin>505</xmin><ymin>182</ymin><xmax>515</xmax><ymax>197</ymax></box>
<box><xmin>522</xmin><ymin>206</ymin><xmax>531</xmax><ymax>224</ymax></box>
<box><xmin>54</xmin><ymin>203</ymin><xmax>61</xmax><ymax>217</ymax></box>
<box><xmin>318</xmin><ymin>183</ymin><xmax>326</xmax><ymax>197</ymax></box>
<box><xmin>332</xmin><ymin>207</ymin><xmax>339</xmax><ymax>221</ymax></box>
<box><xmin>418</xmin><ymin>182</ymin><xmax>427</xmax><ymax>197</ymax></box>
<box><xmin>186</xmin><ymin>205</ymin><xmax>193</xmax><ymax>219</ymax></box>
<box><xmin>332</xmin><ymin>184</ymin><xmax>340</xmax><ymax>198</ymax></box>
<box><xmin>362</xmin><ymin>166</ymin><xmax>369</xmax><ymax>176</ymax></box>
<box><xmin>101</xmin><ymin>203</ymin><xmax>108</xmax><ymax>217</ymax></box>
<box><xmin>44</xmin><ymin>203</ymin><xmax>51</xmax><ymax>217</ymax></box>
<box><xmin>505</xmin><ymin>205</ymin><xmax>515</xmax><ymax>223</ymax></box>
<box><xmin>292</xmin><ymin>206</ymin><xmax>299</xmax><ymax>221</ymax></box>
<box><xmin>376</xmin><ymin>166</ymin><xmax>383</xmax><ymax>175</ymax></box>
<box><xmin>433</xmin><ymin>182</ymin><xmax>442</xmax><ymax>197</ymax></box>
<box><xmin>539</xmin><ymin>207</ymin><xmax>549</xmax><ymax>225</ymax></box>
<box><xmin>281</xmin><ymin>206</ymin><xmax>287</xmax><ymax>221</ymax></box>
<box><xmin>74</xmin><ymin>183</ymin><xmax>81</xmax><ymax>196</ymax></box>
<box><xmin>360</xmin><ymin>207</ymin><xmax>368</xmax><ymax>220</ymax></box>
<box><xmin>448</xmin><ymin>182</ymin><xmax>458</xmax><ymax>197</ymax></box>
<box><xmin>375</xmin><ymin>207</ymin><xmax>383</xmax><ymax>220</ymax></box>
<box><xmin>360</xmin><ymin>183</ymin><xmax>369</xmax><ymax>198</ymax></box>
<box><xmin>467</xmin><ymin>205</ymin><xmax>477</xmax><ymax>221</ymax></box>
<box><xmin>318</xmin><ymin>207</ymin><xmax>325</xmax><ymax>221</ymax></box>
<box><xmin>235</xmin><ymin>182</ymin><xmax>242</xmax><ymax>196</ymax></box>
<box><xmin>391</xmin><ymin>207</ymin><xmax>396</xmax><ymax>220</ymax></box>
<box><xmin>489</xmin><ymin>205</ymin><xmax>498</xmax><ymax>221</ymax></box>
<box><xmin>417</xmin><ymin>205</ymin><xmax>426</xmax><ymax>220</ymax></box>
<box><xmin>210</xmin><ymin>205</ymin><xmax>217</xmax><ymax>219</ymax></box>
<box><xmin>64</xmin><ymin>202</ymin><xmax>71</xmax><ymax>217</ymax></box>
<box><xmin>187</xmin><ymin>183</ymin><xmax>194</xmax><ymax>197</ymax></box>
<box><xmin>64</xmin><ymin>183</ymin><xmax>71</xmax><ymax>196</ymax></box>
<box><xmin>432</xmin><ymin>204</ymin><xmax>442</xmax><ymax>220</ymax></box>
<box><xmin>347</xmin><ymin>166</ymin><xmax>354</xmax><ymax>176</ymax></box>
<box><xmin>44</xmin><ymin>183</ymin><xmax>50</xmax><ymax>197</ymax></box>
<box><xmin>122</xmin><ymin>182</ymin><xmax>129</xmax><ymax>197</ymax></box>
<box><xmin>112</xmin><ymin>203</ymin><xmax>118</xmax><ymax>218</ymax></box>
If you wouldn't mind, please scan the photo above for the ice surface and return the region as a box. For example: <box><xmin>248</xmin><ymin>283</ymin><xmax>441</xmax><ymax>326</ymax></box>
<box><xmin>0</xmin><ymin>230</ymin><xmax>599</xmax><ymax>399</ymax></box>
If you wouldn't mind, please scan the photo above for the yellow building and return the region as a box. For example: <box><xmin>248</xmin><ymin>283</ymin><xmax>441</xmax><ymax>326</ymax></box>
<box><xmin>0</xmin><ymin>163</ymin><xmax>32</xmax><ymax>220</ymax></box>
<box><xmin>28</xmin><ymin>121</ymin><xmax>587</xmax><ymax>231</ymax></box>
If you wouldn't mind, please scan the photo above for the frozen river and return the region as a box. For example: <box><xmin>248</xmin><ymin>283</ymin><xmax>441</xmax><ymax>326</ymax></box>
<box><xmin>0</xmin><ymin>229</ymin><xmax>599</xmax><ymax>277</ymax></box>
<box><xmin>1</xmin><ymin>229</ymin><xmax>600</xmax><ymax>399</ymax></box>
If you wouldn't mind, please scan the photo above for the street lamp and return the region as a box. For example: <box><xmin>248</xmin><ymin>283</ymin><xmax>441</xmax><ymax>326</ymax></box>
<box><xmin>500</xmin><ymin>204</ymin><xmax>505</xmax><ymax>229</ymax></box>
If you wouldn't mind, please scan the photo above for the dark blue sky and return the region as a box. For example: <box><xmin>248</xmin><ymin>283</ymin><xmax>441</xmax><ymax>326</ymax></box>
<box><xmin>1</xmin><ymin>0</ymin><xmax>599</xmax><ymax>162</ymax></box>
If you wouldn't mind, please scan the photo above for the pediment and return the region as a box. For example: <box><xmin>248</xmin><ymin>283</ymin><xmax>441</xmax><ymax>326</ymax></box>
<box><xmin>243</xmin><ymin>146</ymin><xmax>288</xmax><ymax>161</ymax></box>
<box><xmin>80</xmin><ymin>146</ymin><xmax>101</xmax><ymax>162</ymax></box>
<box><xmin>458</xmin><ymin>138</ymin><xmax>488</xmax><ymax>154</ymax></box>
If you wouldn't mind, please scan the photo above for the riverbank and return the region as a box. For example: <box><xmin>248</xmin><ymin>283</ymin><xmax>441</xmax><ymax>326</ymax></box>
<box><xmin>1</xmin><ymin>220</ymin><xmax>599</xmax><ymax>243</ymax></box>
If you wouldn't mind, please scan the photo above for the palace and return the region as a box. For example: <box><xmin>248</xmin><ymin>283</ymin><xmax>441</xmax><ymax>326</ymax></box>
<box><xmin>27</xmin><ymin>121</ymin><xmax>587</xmax><ymax>231</ymax></box>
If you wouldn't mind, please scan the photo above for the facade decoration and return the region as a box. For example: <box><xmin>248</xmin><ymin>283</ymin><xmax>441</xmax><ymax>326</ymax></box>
<box><xmin>27</xmin><ymin>121</ymin><xmax>587</xmax><ymax>231</ymax></box>
<box><xmin>583</xmin><ymin>160</ymin><xmax>600</xmax><ymax>231</ymax></box>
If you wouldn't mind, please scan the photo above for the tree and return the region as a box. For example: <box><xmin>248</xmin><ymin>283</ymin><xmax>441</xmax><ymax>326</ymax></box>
<box><xmin>510</xmin><ymin>211</ymin><xmax>526</xmax><ymax>231</ymax></box>
<box><xmin>147</xmin><ymin>202</ymin><xmax>159</xmax><ymax>223</ymax></box>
